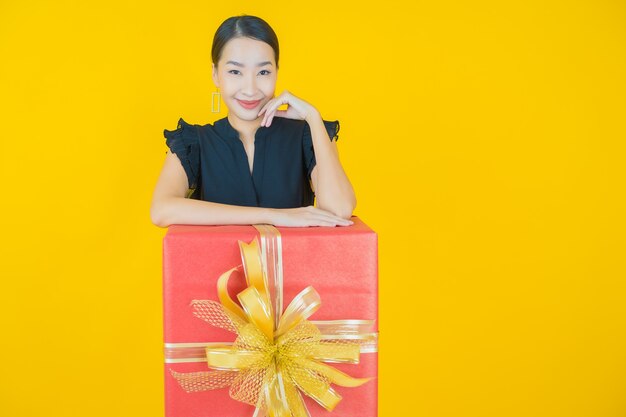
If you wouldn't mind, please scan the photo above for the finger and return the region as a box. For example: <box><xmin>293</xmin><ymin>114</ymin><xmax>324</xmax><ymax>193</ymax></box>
<box><xmin>263</xmin><ymin>109</ymin><xmax>277</xmax><ymax>127</ymax></box>
<box><xmin>261</xmin><ymin>103</ymin><xmax>276</xmax><ymax>125</ymax></box>
<box><xmin>310</xmin><ymin>219</ymin><xmax>338</xmax><ymax>227</ymax></box>
<box><xmin>260</xmin><ymin>93</ymin><xmax>285</xmax><ymax>117</ymax></box>
<box><xmin>266</xmin><ymin>107</ymin><xmax>287</xmax><ymax>126</ymax></box>
<box><xmin>262</xmin><ymin>103</ymin><xmax>279</xmax><ymax>124</ymax></box>
<box><xmin>262</xmin><ymin>95</ymin><xmax>289</xmax><ymax>121</ymax></box>
<box><xmin>261</xmin><ymin>110</ymin><xmax>270</xmax><ymax>127</ymax></box>
<box><xmin>313</xmin><ymin>212</ymin><xmax>352</xmax><ymax>224</ymax></box>
<box><xmin>273</xmin><ymin>109</ymin><xmax>288</xmax><ymax>118</ymax></box>
<box><xmin>257</xmin><ymin>99</ymin><xmax>274</xmax><ymax>117</ymax></box>
<box><xmin>317</xmin><ymin>212</ymin><xmax>353</xmax><ymax>224</ymax></box>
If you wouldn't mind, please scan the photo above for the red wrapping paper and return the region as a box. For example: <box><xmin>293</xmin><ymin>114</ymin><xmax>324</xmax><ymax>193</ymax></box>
<box><xmin>163</xmin><ymin>216</ymin><xmax>378</xmax><ymax>417</ymax></box>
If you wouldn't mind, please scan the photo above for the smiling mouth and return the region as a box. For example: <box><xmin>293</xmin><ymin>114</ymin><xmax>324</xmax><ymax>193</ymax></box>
<box><xmin>237</xmin><ymin>99</ymin><xmax>262</xmax><ymax>109</ymax></box>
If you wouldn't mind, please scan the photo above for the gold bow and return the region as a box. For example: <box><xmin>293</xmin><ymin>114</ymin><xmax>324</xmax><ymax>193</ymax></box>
<box><xmin>165</xmin><ymin>225</ymin><xmax>377</xmax><ymax>417</ymax></box>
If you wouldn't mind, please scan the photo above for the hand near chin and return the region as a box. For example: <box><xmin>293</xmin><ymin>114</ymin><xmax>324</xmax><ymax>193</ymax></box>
<box><xmin>257</xmin><ymin>90</ymin><xmax>319</xmax><ymax>127</ymax></box>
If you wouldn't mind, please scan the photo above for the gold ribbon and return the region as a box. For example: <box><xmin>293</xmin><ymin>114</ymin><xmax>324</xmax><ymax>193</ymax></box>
<box><xmin>165</xmin><ymin>224</ymin><xmax>377</xmax><ymax>417</ymax></box>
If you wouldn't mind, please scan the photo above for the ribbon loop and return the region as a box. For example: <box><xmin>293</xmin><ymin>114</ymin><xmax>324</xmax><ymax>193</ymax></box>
<box><xmin>238</xmin><ymin>286</ymin><xmax>274</xmax><ymax>342</ymax></box>
<box><xmin>275</xmin><ymin>286</ymin><xmax>321</xmax><ymax>339</ymax></box>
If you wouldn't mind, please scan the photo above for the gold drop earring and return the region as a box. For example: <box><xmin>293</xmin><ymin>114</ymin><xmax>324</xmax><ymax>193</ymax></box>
<box><xmin>211</xmin><ymin>87</ymin><xmax>221</xmax><ymax>113</ymax></box>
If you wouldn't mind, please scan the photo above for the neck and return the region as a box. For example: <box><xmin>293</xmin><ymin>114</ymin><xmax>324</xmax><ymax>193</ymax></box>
<box><xmin>227</xmin><ymin>112</ymin><xmax>262</xmax><ymax>142</ymax></box>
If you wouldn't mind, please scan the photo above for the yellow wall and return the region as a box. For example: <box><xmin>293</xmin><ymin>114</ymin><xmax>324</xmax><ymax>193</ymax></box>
<box><xmin>1</xmin><ymin>1</ymin><xmax>625</xmax><ymax>416</ymax></box>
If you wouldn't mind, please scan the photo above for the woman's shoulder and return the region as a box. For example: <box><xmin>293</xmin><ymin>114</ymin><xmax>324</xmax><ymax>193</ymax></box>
<box><xmin>162</xmin><ymin>118</ymin><xmax>203</xmax><ymax>191</ymax></box>
<box><xmin>164</xmin><ymin>117</ymin><xmax>221</xmax><ymax>132</ymax></box>
<box><xmin>163</xmin><ymin>117</ymin><xmax>224</xmax><ymax>142</ymax></box>
<box><xmin>163</xmin><ymin>117</ymin><xmax>198</xmax><ymax>138</ymax></box>
<box><xmin>163</xmin><ymin>117</ymin><xmax>196</xmax><ymax>144</ymax></box>
<box><xmin>300</xmin><ymin>117</ymin><xmax>341</xmax><ymax>142</ymax></box>
<box><xmin>277</xmin><ymin>117</ymin><xmax>339</xmax><ymax>136</ymax></box>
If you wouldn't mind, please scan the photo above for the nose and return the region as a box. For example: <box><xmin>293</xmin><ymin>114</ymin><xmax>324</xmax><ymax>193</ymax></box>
<box><xmin>241</xmin><ymin>73</ymin><xmax>257</xmax><ymax>97</ymax></box>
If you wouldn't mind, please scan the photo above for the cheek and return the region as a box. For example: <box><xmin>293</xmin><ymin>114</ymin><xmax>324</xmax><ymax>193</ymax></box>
<box><xmin>221</xmin><ymin>86</ymin><xmax>238</xmax><ymax>99</ymax></box>
<box><xmin>219</xmin><ymin>77</ymin><xmax>237</xmax><ymax>92</ymax></box>
<box><xmin>260</xmin><ymin>79</ymin><xmax>276</xmax><ymax>95</ymax></box>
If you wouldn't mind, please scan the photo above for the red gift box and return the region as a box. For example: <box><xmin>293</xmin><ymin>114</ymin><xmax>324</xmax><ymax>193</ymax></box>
<box><xmin>163</xmin><ymin>216</ymin><xmax>378</xmax><ymax>417</ymax></box>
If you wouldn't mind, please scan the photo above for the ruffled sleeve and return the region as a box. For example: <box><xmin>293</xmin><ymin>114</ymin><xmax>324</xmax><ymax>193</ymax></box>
<box><xmin>163</xmin><ymin>118</ymin><xmax>201</xmax><ymax>192</ymax></box>
<box><xmin>302</xmin><ymin>119</ymin><xmax>340</xmax><ymax>181</ymax></box>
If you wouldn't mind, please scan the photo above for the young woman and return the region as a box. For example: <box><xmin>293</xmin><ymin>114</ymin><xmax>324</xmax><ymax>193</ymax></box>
<box><xmin>151</xmin><ymin>15</ymin><xmax>356</xmax><ymax>228</ymax></box>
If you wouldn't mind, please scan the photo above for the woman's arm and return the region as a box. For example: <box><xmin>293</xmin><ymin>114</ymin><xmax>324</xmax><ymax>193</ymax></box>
<box><xmin>255</xmin><ymin>90</ymin><xmax>356</xmax><ymax>220</ymax></box>
<box><xmin>306</xmin><ymin>111</ymin><xmax>357</xmax><ymax>219</ymax></box>
<box><xmin>150</xmin><ymin>151</ymin><xmax>272</xmax><ymax>227</ymax></box>
<box><xmin>152</xmin><ymin>197</ymin><xmax>276</xmax><ymax>227</ymax></box>
<box><xmin>151</xmin><ymin>150</ymin><xmax>352</xmax><ymax>228</ymax></box>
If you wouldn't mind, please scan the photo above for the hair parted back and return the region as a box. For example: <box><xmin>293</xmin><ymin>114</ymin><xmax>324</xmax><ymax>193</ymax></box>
<box><xmin>212</xmin><ymin>15</ymin><xmax>280</xmax><ymax>70</ymax></box>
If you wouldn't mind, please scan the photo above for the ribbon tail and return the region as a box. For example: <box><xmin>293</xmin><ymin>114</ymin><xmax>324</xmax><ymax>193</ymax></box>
<box><xmin>169</xmin><ymin>368</ymin><xmax>238</xmax><ymax>392</ymax></box>
<box><xmin>262</xmin><ymin>364</ymin><xmax>291</xmax><ymax>417</ymax></box>
<box><xmin>282</xmin><ymin>370</ymin><xmax>313</xmax><ymax>417</ymax></box>
<box><xmin>296</xmin><ymin>358</ymin><xmax>375</xmax><ymax>387</ymax></box>
<box><xmin>289</xmin><ymin>368</ymin><xmax>342</xmax><ymax>411</ymax></box>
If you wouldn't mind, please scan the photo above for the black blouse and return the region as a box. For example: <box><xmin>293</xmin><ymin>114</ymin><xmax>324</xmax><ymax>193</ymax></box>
<box><xmin>163</xmin><ymin>116</ymin><xmax>340</xmax><ymax>208</ymax></box>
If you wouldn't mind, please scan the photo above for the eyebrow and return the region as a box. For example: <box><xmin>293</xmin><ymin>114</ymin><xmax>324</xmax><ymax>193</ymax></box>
<box><xmin>225</xmin><ymin>60</ymin><xmax>273</xmax><ymax>67</ymax></box>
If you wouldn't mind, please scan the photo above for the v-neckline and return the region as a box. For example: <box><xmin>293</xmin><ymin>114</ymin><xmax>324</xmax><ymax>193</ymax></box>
<box><xmin>240</xmin><ymin>139</ymin><xmax>256</xmax><ymax>176</ymax></box>
<box><xmin>220</xmin><ymin>117</ymin><xmax>278</xmax><ymax>166</ymax></box>
<box><xmin>217</xmin><ymin>116</ymin><xmax>279</xmax><ymax>203</ymax></box>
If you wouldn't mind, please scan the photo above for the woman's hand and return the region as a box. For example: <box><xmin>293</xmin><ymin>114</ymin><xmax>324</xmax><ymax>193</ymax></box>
<box><xmin>257</xmin><ymin>90</ymin><xmax>319</xmax><ymax>127</ymax></box>
<box><xmin>267</xmin><ymin>206</ymin><xmax>353</xmax><ymax>227</ymax></box>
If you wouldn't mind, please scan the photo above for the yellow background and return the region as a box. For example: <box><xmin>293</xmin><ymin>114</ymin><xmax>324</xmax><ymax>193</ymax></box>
<box><xmin>1</xmin><ymin>1</ymin><xmax>625</xmax><ymax>416</ymax></box>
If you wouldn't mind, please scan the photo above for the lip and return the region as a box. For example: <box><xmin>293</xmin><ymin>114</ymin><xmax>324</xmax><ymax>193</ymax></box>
<box><xmin>237</xmin><ymin>99</ymin><xmax>262</xmax><ymax>109</ymax></box>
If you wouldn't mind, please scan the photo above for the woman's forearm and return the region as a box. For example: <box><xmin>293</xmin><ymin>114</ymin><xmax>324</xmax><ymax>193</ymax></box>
<box><xmin>151</xmin><ymin>196</ymin><xmax>274</xmax><ymax>227</ymax></box>
<box><xmin>306</xmin><ymin>113</ymin><xmax>356</xmax><ymax>218</ymax></box>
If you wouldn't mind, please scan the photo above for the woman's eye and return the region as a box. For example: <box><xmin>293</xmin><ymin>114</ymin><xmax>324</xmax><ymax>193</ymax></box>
<box><xmin>227</xmin><ymin>69</ymin><xmax>270</xmax><ymax>75</ymax></box>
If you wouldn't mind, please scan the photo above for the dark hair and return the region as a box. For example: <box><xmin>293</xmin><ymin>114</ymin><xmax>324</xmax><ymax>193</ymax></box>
<box><xmin>212</xmin><ymin>15</ymin><xmax>280</xmax><ymax>70</ymax></box>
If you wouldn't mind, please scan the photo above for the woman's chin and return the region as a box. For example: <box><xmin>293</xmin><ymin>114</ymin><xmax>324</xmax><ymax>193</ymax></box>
<box><xmin>228</xmin><ymin>110</ymin><xmax>260</xmax><ymax>122</ymax></box>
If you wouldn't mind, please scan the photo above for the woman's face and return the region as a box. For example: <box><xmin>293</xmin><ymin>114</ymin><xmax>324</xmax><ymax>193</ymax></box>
<box><xmin>212</xmin><ymin>37</ymin><xmax>277</xmax><ymax>123</ymax></box>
